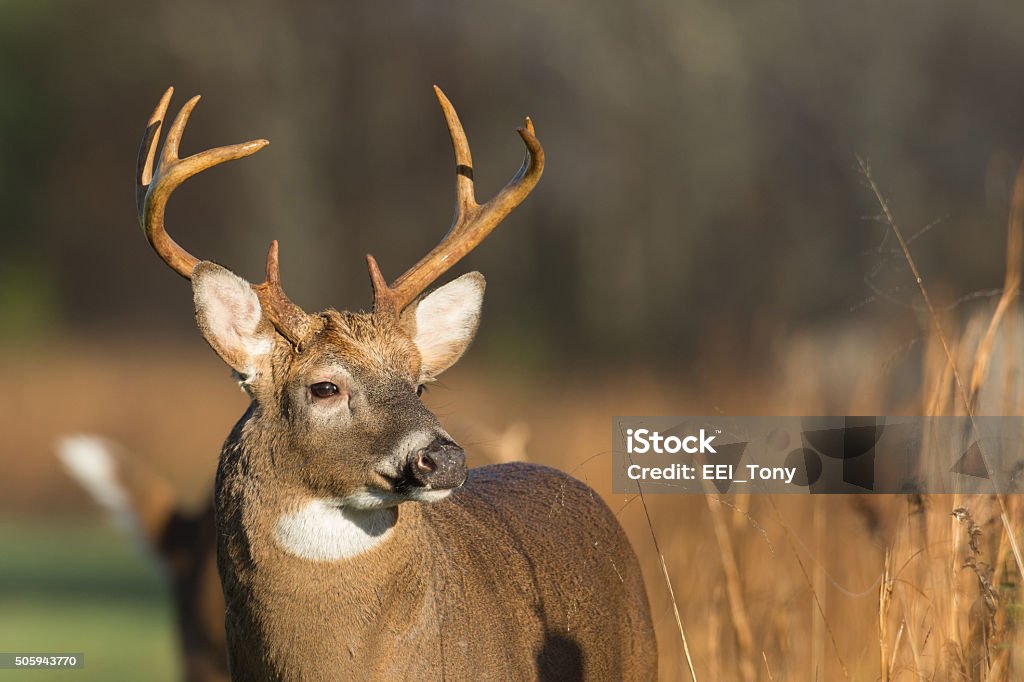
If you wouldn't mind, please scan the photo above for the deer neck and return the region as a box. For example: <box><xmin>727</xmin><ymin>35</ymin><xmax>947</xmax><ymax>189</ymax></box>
<box><xmin>217</xmin><ymin>437</ymin><xmax>430</xmax><ymax>568</ymax></box>
<box><xmin>214</xmin><ymin>432</ymin><xmax>438</xmax><ymax>651</ymax></box>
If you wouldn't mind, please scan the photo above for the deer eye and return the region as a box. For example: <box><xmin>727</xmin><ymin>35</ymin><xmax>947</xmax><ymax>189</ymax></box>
<box><xmin>310</xmin><ymin>382</ymin><xmax>340</xmax><ymax>399</ymax></box>
<box><xmin>416</xmin><ymin>384</ymin><xmax>427</xmax><ymax>397</ymax></box>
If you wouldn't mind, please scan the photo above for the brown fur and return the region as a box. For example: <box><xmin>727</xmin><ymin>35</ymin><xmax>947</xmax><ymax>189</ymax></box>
<box><xmin>198</xmin><ymin>297</ymin><xmax>656</xmax><ymax>680</ymax></box>
<box><xmin>219</xmin><ymin>461</ymin><xmax>655</xmax><ymax>680</ymax></box>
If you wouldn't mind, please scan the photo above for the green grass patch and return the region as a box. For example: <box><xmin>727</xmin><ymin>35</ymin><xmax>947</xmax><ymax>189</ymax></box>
<box><xmin>0</xmin><ymin>518</ymin><xmax>180</xmax><ymax>681</ymax></box>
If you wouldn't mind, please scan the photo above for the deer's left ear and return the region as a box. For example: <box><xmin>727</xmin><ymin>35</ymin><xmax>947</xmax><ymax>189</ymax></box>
<box><xmin>400</xmin><ymin>272</ymin><xmax>485</xmax><ymax>379</ymax></box>
<box><xmin>193</xmin><ymin>262</ymin><xmax>277</xmax><ymax>380</ymax></box>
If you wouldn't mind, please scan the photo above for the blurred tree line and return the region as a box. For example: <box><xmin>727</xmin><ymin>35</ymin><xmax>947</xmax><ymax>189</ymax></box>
<box><xmin>2</xmin><ymin>0</ymin><xmax>1024</xmax><ymax>367</ymax></box>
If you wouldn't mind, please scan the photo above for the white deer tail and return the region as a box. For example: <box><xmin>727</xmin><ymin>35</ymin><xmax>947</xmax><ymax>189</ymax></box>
<box><xmin>56</xmin><ymin>435</ymin><xmax>177</xmax><ymax>551</ymax></box>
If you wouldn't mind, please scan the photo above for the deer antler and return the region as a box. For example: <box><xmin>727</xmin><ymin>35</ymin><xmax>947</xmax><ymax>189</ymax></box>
<box><xmin>366</xmin><ymin>86</ymin><xmax>545</xmax><ymax>316</ymax></box>
<box><xmin>137</xmin><ymin>87</ymin><xmax>320</xmax><ymax>349</ymax></box>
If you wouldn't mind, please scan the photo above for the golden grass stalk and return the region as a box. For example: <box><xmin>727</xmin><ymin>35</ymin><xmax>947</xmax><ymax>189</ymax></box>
<box><xmin>704</xmin><ymin>495</ymin><xmax>756</xmax><ymax>681</ymax></box>
<box><xmin>879</xmin><ymin>549</ymin><xmax>894</xmax><ymax>680</ymax></box>
<box><xmin>635</xmin><ymin>483</ymin><xmax>699</xmax><ymax>681</ymax></box>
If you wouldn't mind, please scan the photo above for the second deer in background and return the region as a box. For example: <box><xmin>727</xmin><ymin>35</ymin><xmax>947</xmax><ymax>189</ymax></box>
<box><xmin>57</xmin><ymin>436</ymin><xmax>228</xmax><ymax>682</ymax></box>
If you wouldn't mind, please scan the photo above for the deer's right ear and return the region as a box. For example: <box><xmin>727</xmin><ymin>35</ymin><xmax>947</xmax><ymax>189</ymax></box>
<box><xmin>400</xmin><ymin>272</ymin><xmax>485</xmax><ymax>379</ymax></box>
<box><xmin>192</xmin><ymin>262</ymin><xmax>276</xmax><ymax>379</ymax></box>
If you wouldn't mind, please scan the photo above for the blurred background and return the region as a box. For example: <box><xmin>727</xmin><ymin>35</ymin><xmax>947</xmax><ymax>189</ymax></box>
<box><xmin>3</xmin><ymin>0</ymin><xmax>1024</xmax><ymax>680</ymax></box>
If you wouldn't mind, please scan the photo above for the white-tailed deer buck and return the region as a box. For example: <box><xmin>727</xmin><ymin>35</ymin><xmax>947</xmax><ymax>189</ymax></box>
<box><xmin>136</xmin><ymin>86</ymin><xmax>657</xmax><ymax>681</ymax></box>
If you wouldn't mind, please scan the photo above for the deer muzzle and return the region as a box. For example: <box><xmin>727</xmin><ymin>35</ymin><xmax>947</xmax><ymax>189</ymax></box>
<box><xmin>408</xmin><ymin>438</ymin><xmax>467</xmax><ymax>490</ymax></box>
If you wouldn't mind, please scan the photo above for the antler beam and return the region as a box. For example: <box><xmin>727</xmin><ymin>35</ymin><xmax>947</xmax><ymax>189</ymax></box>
<box><xmin>137</xmin><ymin>87</ymin><xmax>318</xmax><ymax>349</ymax></box>
<box><xmin>367</xmin><ymin>86</ymin><xmax>545</xmax><ymax>316</ymax></box>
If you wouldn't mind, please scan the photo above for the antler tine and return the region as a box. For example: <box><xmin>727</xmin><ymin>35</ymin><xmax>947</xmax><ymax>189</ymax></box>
<box><xmin>435</xmin><ymin>85</ymin><xmax>477</xmax><ymax>221</ymax></box>
<box><xmin>252</xmin><ymin>240</ymin><xmax>321</xmax><ymax>349</ymax></box>
<box><xmin>367</xmin><ymin>86</ymin><xmax>545</xmax><ymax>316</ymax></box>
<box><xmin>137</xmin><ymin>87</ymin><xmax>269</xmax><ymax>280</ymax></box>
<box><xmin>136</xmin><ymin>87</ymin><xmax>173</xmax><ymax>218</ymax></box>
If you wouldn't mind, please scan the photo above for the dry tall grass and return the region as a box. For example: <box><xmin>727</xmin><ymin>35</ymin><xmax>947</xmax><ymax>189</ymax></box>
<box><xmin>870</xmin><ymin>160</ymin><xmax>1024</xmax><ymax>682</ymax></box>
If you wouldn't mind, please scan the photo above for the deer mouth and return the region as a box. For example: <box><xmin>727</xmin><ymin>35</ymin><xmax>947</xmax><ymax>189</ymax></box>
<box><xmin>373</xmin><ymin>470</ymin><xmax>406</xmax><ymax>492</ymax></box>
<box><xmin>348</xmin><ymin>470</ymin><xmax>456</xmax><ymax>508</ymax></box>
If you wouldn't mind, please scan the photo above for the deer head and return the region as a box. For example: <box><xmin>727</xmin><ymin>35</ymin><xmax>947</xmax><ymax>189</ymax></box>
<box><xmin>136</xmin><ymin>86</ymin><xmax>543</xmax><ymax>508</ymax></box>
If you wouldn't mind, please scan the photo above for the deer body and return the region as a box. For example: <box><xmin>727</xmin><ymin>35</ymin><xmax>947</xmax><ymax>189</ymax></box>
<box><xmin>220</xmin><ymin>457</ymin><xmax>653</xmax><ymax>680</ymax></box>
<box><xmin>136</xmin><ymin>87</ymin><xmax>657</xmax><ymax>681</ymax></box>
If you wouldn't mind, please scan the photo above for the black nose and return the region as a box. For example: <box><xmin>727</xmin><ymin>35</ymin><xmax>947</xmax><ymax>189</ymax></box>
<box><xmin>409</xmin><ymin>438</ymin><xmax>467</xmax><ymax>490</ymax></box>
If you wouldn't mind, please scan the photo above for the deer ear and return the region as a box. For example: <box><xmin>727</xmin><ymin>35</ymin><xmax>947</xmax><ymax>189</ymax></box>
<box><xmin>401</xmin><ymin>272</ymin><xmax>485</xmax><ymax>379</ymax></box>
<box><xmin>193</xmin><ymin>262</ymin><xmax>276</xmax><ymax>379</ymax></box>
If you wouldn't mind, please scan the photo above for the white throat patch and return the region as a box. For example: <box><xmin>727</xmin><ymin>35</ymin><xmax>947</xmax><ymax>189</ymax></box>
<box><xmin>274</xmin><ymin>499</ymin><xmax>396</xmax><ymax>561</ymax></box>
